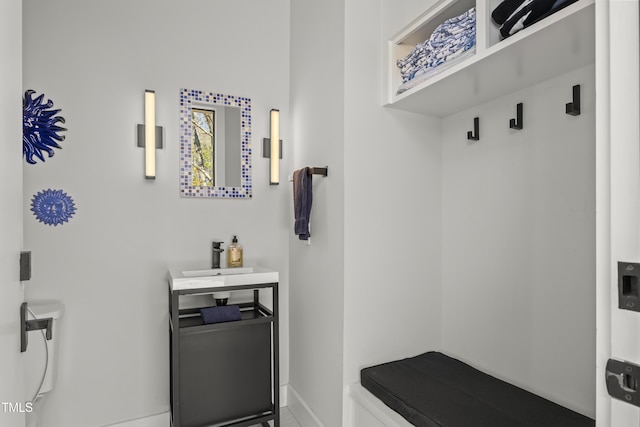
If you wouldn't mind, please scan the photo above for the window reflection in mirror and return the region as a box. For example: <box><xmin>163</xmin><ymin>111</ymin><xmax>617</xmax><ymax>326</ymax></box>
<box><xmin>192</xmin><ymin>108</ymin><xmax>214</xmax><ymax>187</ymax></box>
<box><xmin>179</xmin><ymin>89</ymin><xmax>251</xmax><ymax>198</ymax></box>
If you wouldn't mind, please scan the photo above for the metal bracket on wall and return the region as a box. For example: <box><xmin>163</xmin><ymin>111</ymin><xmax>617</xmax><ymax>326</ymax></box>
<box><xmin>136</xmin><ymin>125</ymin><xmax>164</xmax><ymax>148</ymax></box>
<box><xmin>20</xmin><ymin>251</ymin><xmax>31</xmax><ymax>281</ymax></box>
<box><xmin>262</xmin><ymin>138</ymin><xmax>283</xmax><ymax>159</ymax></box>
<box><xmin>20</xmin><ymin>302</ymin><xmax>53</xmax><ymax>353</ymax></box>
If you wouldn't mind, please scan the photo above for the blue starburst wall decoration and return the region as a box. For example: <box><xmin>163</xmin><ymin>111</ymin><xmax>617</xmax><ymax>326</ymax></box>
<box><xmin>31</xmin><ymin>189</ymin><xmax>77</xmax><ymax>226</ymax></box>
<box><xmin>23</xmin><ymin>90</ymin><xmax>67</xmax><ymax>164</ymax></box>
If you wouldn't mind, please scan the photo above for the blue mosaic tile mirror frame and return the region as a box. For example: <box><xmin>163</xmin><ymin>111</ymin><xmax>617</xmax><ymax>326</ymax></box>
<box><xmin>179</xmin><ymin>88</ymin><xmax>252</xmax><ymax>198</ymax></box>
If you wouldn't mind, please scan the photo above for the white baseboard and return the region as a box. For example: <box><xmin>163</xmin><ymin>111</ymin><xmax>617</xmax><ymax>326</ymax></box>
<box><xmin>349</xmin><ymin>383</ymin><xmax>411</xmax><ymax>427</ymax></box>
<box><xmin>280</xmin><ymin>384</ymin><xmax>288</xmax><ymax>407</ymax></box>
<box><xmin>101</xmin><ymin>412</ymin><xmax>169</xmax><ymax>427</ymax></box>
<box><xmin>104</xmin><ymin>385</ymin><xmax>288</xmax><ymax>427</ymax></box>
<box><xmin>287</xmin><ymin>385</ymin><xmax>324</xmax><ymax>427</ymax></box>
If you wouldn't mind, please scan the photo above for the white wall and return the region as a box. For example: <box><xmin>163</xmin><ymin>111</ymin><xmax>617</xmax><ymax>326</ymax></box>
<box><xmin>441</xmin><ymin>65</ymin><xmax>596</xmax><ymax>417</ymax></box>
<box><xmin>382</xmin><ymin>0</ymin><xmax>437</xmax><ymax>38</ymax></box>
<box><xmin>289</xmin><ymin>0</ymin><xmax>444</xmax><ymax>425</ymax></box>
<box><xmin>288</xmin><ymin>1</ymin><xmax>345</xmax><ymax>425</ymax></box>
<box><xmin>22</xmin><ymin>1</ymin><xmax>291</xmax><ymax>426</ymax></box>
<box><xmin>0</xmin><ymin>1</ymin><xmax>25</xmax><ymax>426</ymax></box>
<box><xmin>343</xmin><ymin>0</ymin><xmax>443</xmax><ymax>391</ymax></box>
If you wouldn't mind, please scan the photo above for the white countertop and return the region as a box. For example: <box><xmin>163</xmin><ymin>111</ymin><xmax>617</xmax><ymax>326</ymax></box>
<box><xmin>168</xmin><ymin>265</ymin><xmax>279</xmax><ymax>291</ymax></box>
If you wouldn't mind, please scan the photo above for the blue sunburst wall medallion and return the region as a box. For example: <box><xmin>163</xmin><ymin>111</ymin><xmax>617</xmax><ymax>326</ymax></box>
<box><xmin>31</xmin><ymin>189</ymin><xmax>77</xmax><ymax>226</ymax></box>
<box><xmin>23</xmin><ymin>89</ymin><xmax>67</xmax><ymax>164</ymax></box>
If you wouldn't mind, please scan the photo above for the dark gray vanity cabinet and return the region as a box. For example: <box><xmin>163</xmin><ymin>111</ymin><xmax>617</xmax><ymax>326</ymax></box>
<box><xmin>169</xmin><ymin>282</ymin><xmax>279</xmax><ymax>427</ymax></box>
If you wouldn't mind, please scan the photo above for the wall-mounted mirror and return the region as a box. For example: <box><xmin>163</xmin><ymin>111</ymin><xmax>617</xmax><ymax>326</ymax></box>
<box><xmin>179</xmin><ymin>89</ymin><xmax>251</xmax><ymax>198</ymax></box>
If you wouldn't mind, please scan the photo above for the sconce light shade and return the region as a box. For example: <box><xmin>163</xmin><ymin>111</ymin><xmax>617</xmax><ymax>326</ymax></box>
<box><xmin>145</xmin><ymin>90</ymin><xmax>156</xmax><ymax>178</ymax></box>
<box><xmin>137</xmin><ymin>89</ymin><xmax>163</xmax><ymax>180</ymax></box>
<box><xmin>263</xmin><ymin>109</ymin><xmax>282</xmax><ymax>185</ymax></box>
<box><xmin>270</xmin><ymin>109</ymin><xmax>280</xmax><ymax>184</ymax></box>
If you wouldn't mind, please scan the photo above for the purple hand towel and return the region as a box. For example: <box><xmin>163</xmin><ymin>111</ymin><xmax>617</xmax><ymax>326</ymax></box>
<box><xmin>293</xmin><ymin>167</ymin><xmax>312</xmax><ymax>240</ymax></box>
<box><xmin>200</xmin><ymin>305</ymin><xmax>241</xmax><ymax>324</ymax></box>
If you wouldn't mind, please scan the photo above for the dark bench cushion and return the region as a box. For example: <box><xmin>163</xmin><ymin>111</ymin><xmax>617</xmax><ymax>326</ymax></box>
<box><xmin>361</xmin><ymin>352</ymin><xmax>594</xmax><ymax>427</ymax></box>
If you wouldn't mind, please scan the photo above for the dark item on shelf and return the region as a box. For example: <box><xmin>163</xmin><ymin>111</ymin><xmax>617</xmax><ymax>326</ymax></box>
<box><xmin>524</xmin><ymin>0</ymin><xmax>580</xmax><ymax>28</ymax></box>
<box><xmin>361</xmin><ymin>351</ymin><xmax>595</xmax><ymax>427</ymax></box>
<box><xmin>500</xmin><ymin>0</ymin><xmax>556</xmax><ymax>39</ymax></box>
<box><xmin>200</xmin><ymin>305</ymin><xmax>241</xmax><ymax>324</ymax></box>
<box><xmin>492</xmin><ymin>0</ymin><xmax>529</xmax><ymax>24</ymax></box>
<box><xmin>493</xmin><ymin>0</ymin><xmax>580</xmax><ymax>39</ymax></box>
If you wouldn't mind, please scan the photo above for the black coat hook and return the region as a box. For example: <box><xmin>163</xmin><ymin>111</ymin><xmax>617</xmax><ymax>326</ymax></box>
<box><xmin>509</xmin><ymin>103</ymin><xmax>523</xmax><ymax>130</ymax></box>
<box><xmin>467</xmin><ymin>117</ymin><xmax>479</xmax><ymax>141</ymax></box>
<box><xmin>566</xmin><ymin>84</ymin><xmax>581</xmax><ymax>116</ymax></box>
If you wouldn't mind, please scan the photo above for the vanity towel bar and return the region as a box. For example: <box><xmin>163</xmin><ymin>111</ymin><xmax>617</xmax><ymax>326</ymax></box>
<box><xmin>288</xmin><ymin>166</ymin><xmax>328</xmax><ymax>181</ymax></box>
<box><xmin>306</xmin><ymin>166</ymin><xmax>328</xmax><ymax>176</ymax></box>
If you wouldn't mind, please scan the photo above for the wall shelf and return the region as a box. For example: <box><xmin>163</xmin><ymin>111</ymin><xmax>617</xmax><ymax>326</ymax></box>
<box><xmin>176</xmin><ymin>304</ymin><xmax>273</xmax><ymax>331</ymax></box>
<box><xmin>385</xmin><ymin>0</ymin><xmax>595</xmax><ymax>117</ymax></box>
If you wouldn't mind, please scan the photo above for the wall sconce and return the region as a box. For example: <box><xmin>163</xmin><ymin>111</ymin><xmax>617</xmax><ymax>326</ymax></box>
<box><xmin>263</xmin><ymin>109</ymin><xmax>282</xmax><ymax>185</ymax></box>
<box><xmin>137</xmin><ymin>89</ymin><xmax>163</xmax><ymax>179</ymax></box>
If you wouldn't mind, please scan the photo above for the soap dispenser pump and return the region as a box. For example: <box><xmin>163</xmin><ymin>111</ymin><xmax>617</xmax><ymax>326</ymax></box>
<box><xmin>227</xmin><ymin>235</ymin><xmax>243</xmax><ymax>268</ymax></box>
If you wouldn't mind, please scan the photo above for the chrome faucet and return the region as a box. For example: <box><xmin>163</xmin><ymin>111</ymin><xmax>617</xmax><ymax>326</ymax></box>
<box><xmin>212</xmin><ymin>241</ymin><xmax>224</xmax><ymax>269</ymax></box>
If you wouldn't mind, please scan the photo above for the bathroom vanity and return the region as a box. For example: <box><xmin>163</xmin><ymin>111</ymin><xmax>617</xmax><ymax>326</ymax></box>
<box><xmin>168</xmin><ymin>267</ymin><xmax>279</xmax><ymax>427</ymax></box>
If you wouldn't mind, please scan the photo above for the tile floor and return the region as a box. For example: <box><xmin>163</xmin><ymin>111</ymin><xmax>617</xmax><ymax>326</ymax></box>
<box><xmin>250</xmin><ymin>407</ymin><xmax>301</xmax><ymax>427</ymax></box>
<box><xmin>279</xmin><ymin>407</ymin><xmax>301</xmax><ymax>427</ymax></box>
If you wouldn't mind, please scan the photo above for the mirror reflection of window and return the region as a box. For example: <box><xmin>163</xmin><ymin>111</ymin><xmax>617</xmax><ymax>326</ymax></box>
<box><xmin>180</xmin><ymin>88</ymin><xmax>250</xmax><ymax>198</ymax></box>
<box><xmin>192</xmin><ymin>108</ymin><xmax>215</xmax><ymax>187</ymax></box>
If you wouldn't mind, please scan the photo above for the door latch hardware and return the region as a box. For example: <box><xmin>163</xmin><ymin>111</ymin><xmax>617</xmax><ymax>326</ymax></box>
<box><xmin>606</xmin><ymin>358</ymin><xmax>640</xmax><ymax>406</ymax></box>
<box><xmin>618</xmin><ymin>262</ymin><xmax>640</xmax><ymax>312</ymax></box>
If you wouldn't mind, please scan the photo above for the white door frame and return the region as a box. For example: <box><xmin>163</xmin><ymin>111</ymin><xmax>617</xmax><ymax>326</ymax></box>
<box><xmin>0</xmin><ymin>0</ymin><xmax>25</xmax><ymax>426</ymax></box>
<box><xmin>596</xmin><ymin>0</ymin><xmax>640</xmax><ymax>425</ymax></box>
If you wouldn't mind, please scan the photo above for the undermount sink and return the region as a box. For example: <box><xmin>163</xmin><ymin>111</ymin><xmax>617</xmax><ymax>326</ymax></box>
<box><xmin>182</xmin><ymin>267</ymin><xmax>254</xmax><ymax>277</ymax></box>
<box><xmin>169</xmin><ymin>265</ymin><xmax>278</xmax><ymax>291</ymax></box>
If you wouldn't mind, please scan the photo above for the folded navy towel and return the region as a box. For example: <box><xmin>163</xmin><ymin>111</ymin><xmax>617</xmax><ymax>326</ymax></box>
<box><xmin>293</xmin><ymin>167</ymin><xmax>312</xmax><ymax>240</ymax></box>
<box><xmin>200</xmin><ymin>305</ymin><xmax>241</xmax><ymax>324</ymax></box>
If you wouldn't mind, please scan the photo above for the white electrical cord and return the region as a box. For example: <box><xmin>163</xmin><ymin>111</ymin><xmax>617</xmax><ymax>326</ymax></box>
<box><xmin>26</xmin><ymin>306</ymin><xmax>49</xmax><ymax>404</ymax></box>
